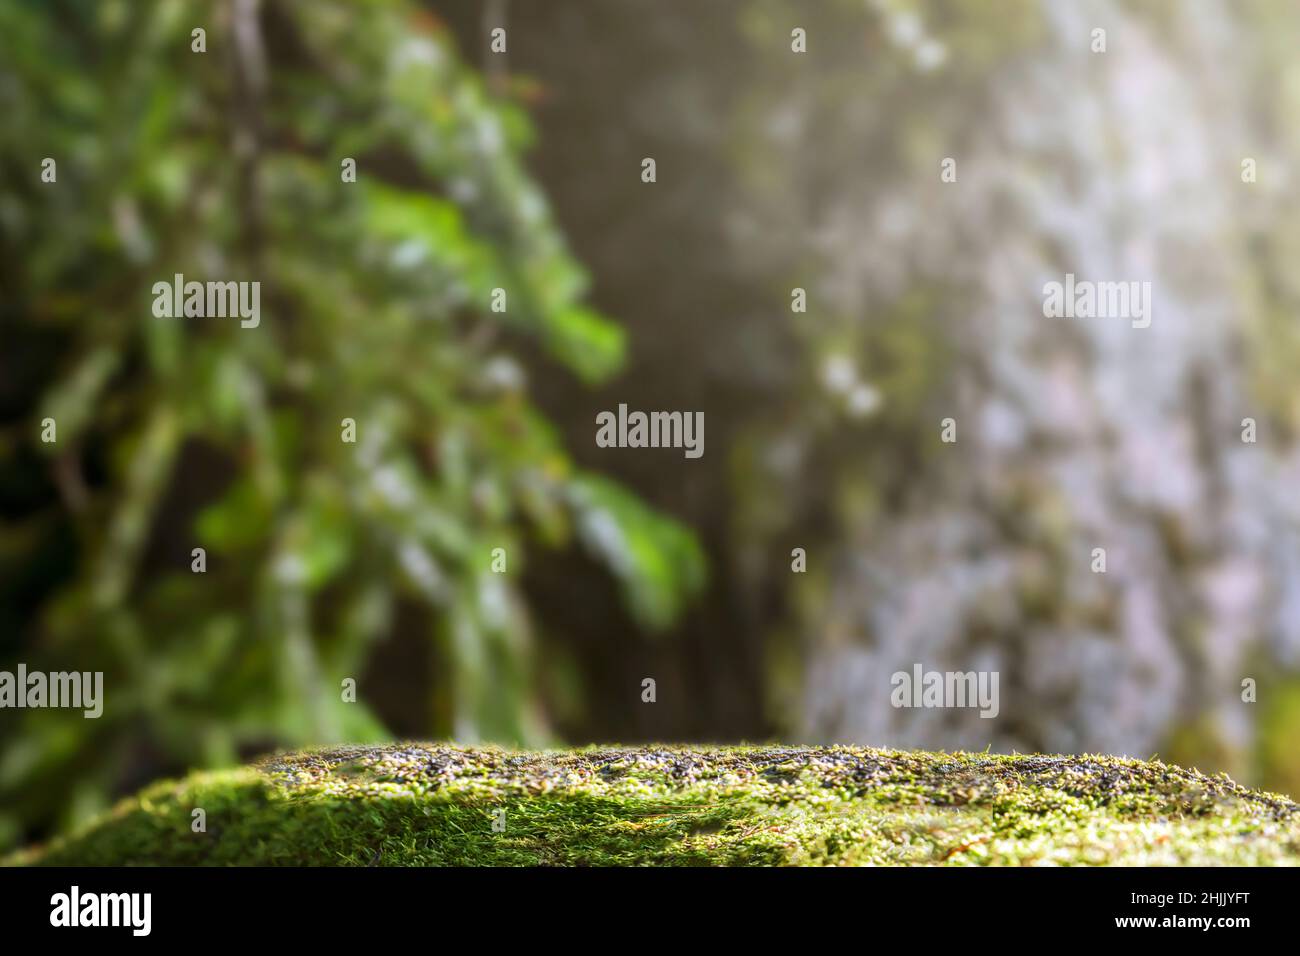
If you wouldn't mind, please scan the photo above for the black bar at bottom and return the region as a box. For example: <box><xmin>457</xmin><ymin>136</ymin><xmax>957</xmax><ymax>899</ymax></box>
<box><xmin>0</xmin><ymin>865</ymin><xmax>1280</xmax><ymax>941</ymax></box>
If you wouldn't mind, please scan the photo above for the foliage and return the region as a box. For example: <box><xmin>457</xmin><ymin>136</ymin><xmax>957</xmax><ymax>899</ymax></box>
<box><xmin>0</xmin><ymin>0</ymin><xmax>702</xmax><ymax>848</ymax></box>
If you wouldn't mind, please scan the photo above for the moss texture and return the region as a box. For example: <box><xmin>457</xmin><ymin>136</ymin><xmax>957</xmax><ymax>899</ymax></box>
<box><xmin>13</xmin><ymin>745</ymin><xmax>1300</xmax><ymax>866</ymax></box>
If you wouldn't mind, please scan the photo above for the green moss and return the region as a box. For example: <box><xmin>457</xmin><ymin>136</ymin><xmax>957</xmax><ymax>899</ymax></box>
<box><xmin>10</xmin><ymin>745</ymin><xmax>1300</xmax><ymax>866</ymax></box>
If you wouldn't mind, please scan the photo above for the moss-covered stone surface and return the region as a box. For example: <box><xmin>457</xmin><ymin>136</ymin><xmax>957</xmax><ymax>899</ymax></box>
<box><xmin>13</xmin><ymin>745</ymin><xmax>1300</xmax><ymax>866</ymax></box>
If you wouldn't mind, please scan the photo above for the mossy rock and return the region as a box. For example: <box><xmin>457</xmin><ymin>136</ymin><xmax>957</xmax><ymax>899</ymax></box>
<box><xmin>13</xmin><ymin>745</ymin><xmax>1300</xmax><ymax>866</ymax></box>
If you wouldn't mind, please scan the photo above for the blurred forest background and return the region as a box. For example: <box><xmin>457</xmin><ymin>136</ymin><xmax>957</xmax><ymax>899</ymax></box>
<box><xmin>5</xmin><ymin>0</ymin><xmax>1300</xmax><ymax>850</ymax></box>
